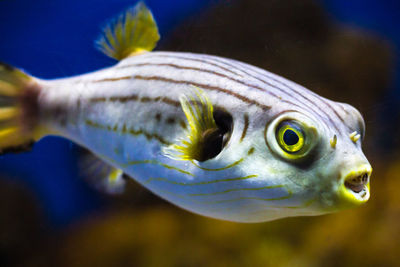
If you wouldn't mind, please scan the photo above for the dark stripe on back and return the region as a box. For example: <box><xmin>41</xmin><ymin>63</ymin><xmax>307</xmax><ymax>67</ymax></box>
<box><xmin>92</xmin><ymin>75</ymin><xmax>271</xmax><ymax>110</ymax></box>
<box><xmin>135</xmin><ymin>75</ymin><xmax>271</xmax><ymax>110</ymax></box>
<box><xmin>139</xmin><ymin>53</ymin><xmax>338</xmax><ymax>133</ymax></box>
<box><xmin>205</xmin><ymin>55</ymin><xmax>342</xmax><ymax>134</ymax></box>
<box><xmin>115</xmin><ymin>62</ymin><xmax>306</xmax><ymax>111</ymax></box>
<box><xmin>140</xmin><ymin>53</ymin><xmax>244</xmax><ymax>78</ymax></box>
<box><xmin>237</xmin><ymin>59</ymin><xmax>346</xmax><ymax>129</ymax></box>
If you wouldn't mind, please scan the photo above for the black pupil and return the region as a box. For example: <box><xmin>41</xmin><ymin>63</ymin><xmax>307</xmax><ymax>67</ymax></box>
<box><xmin>283</xmin><ymin>129</ymin><xmax>299</xmax><ymax>146</ymax></box>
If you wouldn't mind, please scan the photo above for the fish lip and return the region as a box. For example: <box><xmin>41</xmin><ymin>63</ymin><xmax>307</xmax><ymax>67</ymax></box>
<box><xmin>340</xmin><ymin>166</ymin><xmax>372</xmax><ymax>204</ymax></box>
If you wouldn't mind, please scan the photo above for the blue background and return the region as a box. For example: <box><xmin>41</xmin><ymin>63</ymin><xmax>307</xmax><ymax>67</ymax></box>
<box><xmin>0</xmin><ymin>0</ymin><xmax>399</xmax><ymax>226</ymax></box>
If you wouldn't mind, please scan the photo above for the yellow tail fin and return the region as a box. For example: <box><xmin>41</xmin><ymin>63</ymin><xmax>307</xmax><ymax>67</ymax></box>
<box><xmin>95</xmin><ymin>1</ymin><xmax>160</xmax><ymax>60</ymax></box>
<box><xmin>0</xmin><ymin>63</ymin><xmax>43</xmax><ymax>154</ymax></box>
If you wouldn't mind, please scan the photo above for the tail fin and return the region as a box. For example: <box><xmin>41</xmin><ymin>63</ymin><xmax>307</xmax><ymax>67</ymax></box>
<box><xmin>0</xmin><ymin>63</ymin><xmax>43</xmax><ymax>154</ymax></box>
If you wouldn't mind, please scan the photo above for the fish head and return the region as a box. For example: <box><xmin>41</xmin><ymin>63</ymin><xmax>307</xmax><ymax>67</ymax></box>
<box><xmin>232</xmin><ymin>99</ymin><xmax>372</xmax><ymax>218</ymax></box>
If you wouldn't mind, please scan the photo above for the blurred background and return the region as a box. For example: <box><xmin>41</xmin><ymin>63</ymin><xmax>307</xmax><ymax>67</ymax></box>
<box><xmin>0</xmin><ymin>0</ymin><xmax>399</xmax><ymax>266</ymax></box>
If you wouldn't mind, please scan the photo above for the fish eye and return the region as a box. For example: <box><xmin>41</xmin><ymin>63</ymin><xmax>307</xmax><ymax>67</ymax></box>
<box><xmin>265</xmin><ymin>113</ymin><xmax>320</xmax><ymax>162</ymax></box>
<box><xmin>276</xmin><ymin>121</ymin><xmax>305</xmax><ymax>153</ymax></box>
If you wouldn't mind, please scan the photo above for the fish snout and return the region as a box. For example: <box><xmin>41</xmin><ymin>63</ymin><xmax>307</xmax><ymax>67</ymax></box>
<box><xmin>337</xmin><ymin>165</ymin><xmax>372</xmax><ymax>207</ymax></box>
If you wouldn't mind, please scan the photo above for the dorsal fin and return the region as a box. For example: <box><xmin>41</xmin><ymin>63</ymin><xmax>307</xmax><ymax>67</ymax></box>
<box><xmin>96</xmin><ymin>1</ymin><xmax>160</xmax><ymax>60</ymax></box>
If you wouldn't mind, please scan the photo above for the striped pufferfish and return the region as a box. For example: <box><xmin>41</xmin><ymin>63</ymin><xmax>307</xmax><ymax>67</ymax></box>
<box><xmin>0</xmin><ymin>2</ymin><xmax>372</xmax><ymax>222</ymax></box>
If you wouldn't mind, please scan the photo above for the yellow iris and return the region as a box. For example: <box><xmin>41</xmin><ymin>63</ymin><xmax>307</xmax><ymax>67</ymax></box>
<box><xmin>277</xmin><ymin>122</ymin><xmax>305</xmax><ymax>153</ymax></box>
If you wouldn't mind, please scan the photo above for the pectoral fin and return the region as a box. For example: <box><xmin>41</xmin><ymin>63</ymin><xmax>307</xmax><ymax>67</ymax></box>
<box><xmin>163</xmin><ymin>87</ymin><xmax>227</xmax><ymax>162</ymax></box>
<box><xmin>80</xmin><ymin>151</ymin><xmax>127</xmax><ymax>194</ymax></box>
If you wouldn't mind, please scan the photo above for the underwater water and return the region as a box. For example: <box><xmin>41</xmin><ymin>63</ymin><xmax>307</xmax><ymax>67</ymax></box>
<box><xmin>0</xmin><ymin>0</ymin><xmax>399</xmax><ymax>266</ymax></box>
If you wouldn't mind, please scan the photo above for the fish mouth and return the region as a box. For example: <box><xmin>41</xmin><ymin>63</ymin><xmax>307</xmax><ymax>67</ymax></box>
<box><xmin>338</xmin><ymin>166</ymin><xmax>372</xmax><ymax>206</ymax></box>
<box><xmin>344</xmin><ymin>172</ymin><xmax>369</xmax><ymax>196</ymax></box>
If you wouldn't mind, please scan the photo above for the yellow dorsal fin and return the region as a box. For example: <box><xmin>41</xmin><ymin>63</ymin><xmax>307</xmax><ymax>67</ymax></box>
<box><xmin>96</xmin><ymin>1</ymin><xmax>160</xmax><ymax>60</ymax></box>
<box><xmin>163</xmin><ymin>87</ymin><xmax>221</xmax><ymax>162</ymax></box>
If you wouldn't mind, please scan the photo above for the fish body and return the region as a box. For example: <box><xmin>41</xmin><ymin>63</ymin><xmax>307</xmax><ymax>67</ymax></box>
<box><xmin>0</xmin><ymin>2</ymin><xmax>372</xmax><ymax>222</ymax></box>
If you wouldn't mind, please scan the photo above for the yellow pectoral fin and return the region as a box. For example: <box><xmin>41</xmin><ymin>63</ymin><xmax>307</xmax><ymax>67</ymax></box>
<box><xmin>80</xmin><ymin>151</ymin><xmax>126</xmax><ymax>194</ymax></box>
<box><xmin>163</xmin><ymin>87</ymin><xmax>226</xmax><ymax>162</ymax></box>
<box><xmin>96</xmin><ymin>1</ymin><xmax>160</xmax><ymax>60</ymax></box>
